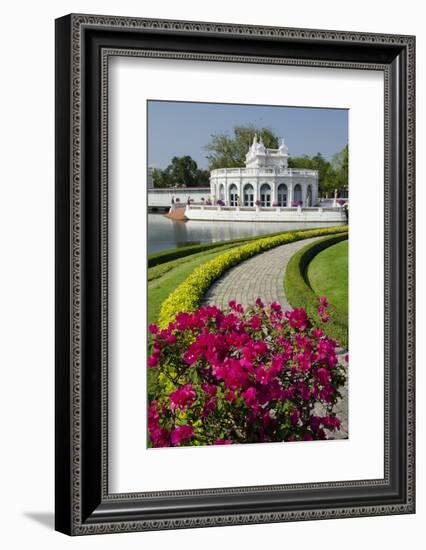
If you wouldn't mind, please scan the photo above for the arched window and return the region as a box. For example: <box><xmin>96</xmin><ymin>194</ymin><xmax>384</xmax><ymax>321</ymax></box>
<box><xmin>243</xmin><ymin>184</ymin><xmax>254</xmax><ymax>207</ymax></box>
<box><xmin>260</xmin><ymin>183</ymin><xmax>272</xmax><ymax>207</ymax></box>
<box><xmin>277</xmin><ymin>183</ymin><xmax>288</xmax><ymax>207</ymax></box>
<box><xmin>293</xmin><ymin>184</ymin><xmax>302</xmax><ymax>205</ymax></box>
<box><xmin>219</xmin><ymin>184</ymin><xmax>225</xmax><ymax>202</ymax></box>
<box><xmin>306</xmin><ymin>184</ymin><xmax>312</xmax><ymax>206</ymax></box>
<box><xmin>229</xmin><ymin>184</ymin><xmax>238</xmax><ymax>207</ymax></box>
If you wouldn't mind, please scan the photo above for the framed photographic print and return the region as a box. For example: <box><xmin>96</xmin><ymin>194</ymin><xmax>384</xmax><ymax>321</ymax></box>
<box><xmin>55</xmin><ymin>14</ymin><xmax>415</xmax><ymax>535</ymax></box>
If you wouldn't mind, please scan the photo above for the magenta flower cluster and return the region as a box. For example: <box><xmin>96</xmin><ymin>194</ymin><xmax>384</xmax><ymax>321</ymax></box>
<box><xmin>148</xmin><ymin>297</ymin><xmax>347</xmax><ymax>448</ymax></box>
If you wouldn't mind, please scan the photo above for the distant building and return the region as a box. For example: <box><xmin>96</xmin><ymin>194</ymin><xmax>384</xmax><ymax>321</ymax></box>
<box><xmin>210</xmin><ymin>135</ymin><xmax>318</xmax><ymax>207</ymax></box>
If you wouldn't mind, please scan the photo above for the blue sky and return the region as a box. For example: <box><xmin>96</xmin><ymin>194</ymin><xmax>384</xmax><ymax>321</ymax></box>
<box><xmin>147</xmin><ymin>100</ymin><xmax>348</xmax><ymax>170</ymax></box>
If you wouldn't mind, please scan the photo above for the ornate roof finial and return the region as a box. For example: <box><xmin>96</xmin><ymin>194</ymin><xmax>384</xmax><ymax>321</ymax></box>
<box><xmin>252</xmin><ymin>133</ymin><xmax>258</xmax><ymax>146</ymax></box>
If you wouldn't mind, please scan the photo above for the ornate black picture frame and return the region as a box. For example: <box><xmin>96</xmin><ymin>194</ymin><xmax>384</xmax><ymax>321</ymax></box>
<box><xmin>55</xmin><ymin>13</ymin><xmax>415</xmax><ymax>535</ymax></box>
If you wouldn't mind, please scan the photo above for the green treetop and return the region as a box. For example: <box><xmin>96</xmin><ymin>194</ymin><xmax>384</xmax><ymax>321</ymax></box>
<box><xmin>205</xmin><ymin>125</ymin><xmax>279</xmax><ymax>170</ymax></box>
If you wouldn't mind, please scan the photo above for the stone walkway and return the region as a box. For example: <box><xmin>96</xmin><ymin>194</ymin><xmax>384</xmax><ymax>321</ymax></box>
<box><xmin>203</xmin><ymin>235</ymin><xmax>348</xmax><ymax>440</ymax></box>
<box><xmin>314</xmin><ymin>352</ymin><xmax>348</xmax><ymax>440</ymax></box>
<box><xmin>203</xmin><ymin>236</ymin><xmax>323</xmax><ymax>311</ymax></box>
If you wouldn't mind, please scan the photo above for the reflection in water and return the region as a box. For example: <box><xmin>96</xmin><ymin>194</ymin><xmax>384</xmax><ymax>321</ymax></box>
<box><xmin>148</xmin><ymin>213</ymin><xmax>345</xmax><ymax>254</ymax></box>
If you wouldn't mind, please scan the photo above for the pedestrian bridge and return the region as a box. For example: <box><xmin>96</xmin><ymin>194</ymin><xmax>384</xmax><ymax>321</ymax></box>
<box><xmin>148</xmin><ymin>187</ymin><xmax>210</xmax><ymax>209</ymax></box>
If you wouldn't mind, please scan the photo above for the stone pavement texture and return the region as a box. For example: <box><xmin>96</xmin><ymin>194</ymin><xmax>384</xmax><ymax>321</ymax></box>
<box><xmin>203</xmin><ymin>236</ymin><xmax>323</xmax><ymax>311</ymax></box>
<box><xmin>202</xmin><ymin>235</ymin><xmax>348</xmax><ymax>440</ymax></box>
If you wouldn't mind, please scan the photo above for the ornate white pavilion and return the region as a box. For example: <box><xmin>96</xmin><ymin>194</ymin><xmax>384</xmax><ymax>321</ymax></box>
<box><xmin>179</xmin><ymin>135</ymin><xmax>346</xmax><ymax>222</ymax></box>
<box><xmin>210</xmin><ymin>135</ymin><xmax>319</xmax><ymax>208</ymax></box>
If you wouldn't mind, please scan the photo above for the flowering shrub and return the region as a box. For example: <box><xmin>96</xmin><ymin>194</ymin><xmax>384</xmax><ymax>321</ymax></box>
<box><xmin>158</xmin><ymin>226</ymin><xmax>348</xmax><ymax>329</ymax></box>
<box><xmin>148</xmin><ymin>298</ymin><xmax>347</xmax><ymax>447</ymax></box>
<box><xmin>255</xmin><ymin>199</ymin><xmax>261</xmax><ymax>206</ymax></box>
<box><xmin>292</xmin><ymin>200</ymin><xmax>303</xmax><ymax>207</ymax></box>
<box><xmin>216</xmin><ymin>199</ymin><xmax>225</xmax><ymax>206</ymax></box>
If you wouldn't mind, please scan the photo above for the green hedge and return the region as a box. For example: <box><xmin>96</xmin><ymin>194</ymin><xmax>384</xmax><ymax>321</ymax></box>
<box><xmin>284</xmin><ymin>233</ymin><xmax>349</xmax><ymax>347</ymax></box>
<box><xmin>158</xmin><ymin>226</ymin><xmax>348</xmax><ymax>328</ymax></box>
<box><xmin>148</xmin><ymin>240</ymin><xmax>246</xmax><ymax>283</ymax></box>
<box><xmin>148</xmin><ymin>225</ymin><xmax>345</xmax><ymax>268</ymax></box>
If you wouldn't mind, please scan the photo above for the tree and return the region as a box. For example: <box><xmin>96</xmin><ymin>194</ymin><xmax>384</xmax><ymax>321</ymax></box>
<box><xmin>196</xmin><ymin>169</ymin><xmax>210</xmax><ymax>186</ymax></box>
<box><xmin>152</xmin><ymin>156</ymin><xmax>209</xmax><ymax>188</ymax></box>
<box><xmin>152</xmin><ymin>167</ymin><xmax>172</xmax><ymax>188</ymax></box>
<box><xmin>168</xmin><ymin>156</ymin><xmax>199</xmax><ymax>187</ymax></box>
<box><xmin>205</xmin><ymin>125</ymin><xmax>279</xmax><ymax>170</ymax></box>
<box><xmin>331</xmin><ymin>145</ymin><xmax>348</xmax><ymax>191</ymax></box>
<box><xmin>288</xmin><ymin>147</ymin><xmax>348</xmax><ymax>196</ymax></box>
<box><xmin>288</xmin><ymin>152</ymin><xmax>333</xmax><ymax>195</ymax></box>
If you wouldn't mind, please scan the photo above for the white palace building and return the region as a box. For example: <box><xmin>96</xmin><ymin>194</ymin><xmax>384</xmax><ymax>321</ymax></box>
<box><xmin>183</xmin><ymin>135</ymin><xmax>346</xmax><ymax>223</ymax></box>
<box><xmin>147</xmin><ymin>136</ymin><xmax>347</xmax><ymax>222</ymax></box>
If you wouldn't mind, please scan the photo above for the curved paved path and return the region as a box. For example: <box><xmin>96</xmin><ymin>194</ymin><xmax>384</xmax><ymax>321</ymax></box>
<box><xmin>203</xmin><ymin>235</ymin><xmax>348</xmax><ymax>440</ymax></box>
<box><xmin>203</xmin><ymin>236</ymin><xmax>323</xmax><ymax>311</ymax></box>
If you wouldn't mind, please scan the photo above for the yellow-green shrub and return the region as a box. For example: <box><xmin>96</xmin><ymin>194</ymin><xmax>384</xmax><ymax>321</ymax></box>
<box><xmin>158</xmin><ymin>225</ymin><xmax>348</xmax><ymax>328</ymax></box>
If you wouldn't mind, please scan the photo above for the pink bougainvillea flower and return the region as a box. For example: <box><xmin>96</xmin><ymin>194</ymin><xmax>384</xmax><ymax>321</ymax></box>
<box><xmin>250</xmin><ymin>315</ymin><xmax>261</xmax><ymax>330</ymax></box>
<box><xmin>318</xmin><ymin>295</ymin><xmax>329</xmax><ymax>307</ymax></box>
<box><xmin>183</xmin><ymin>347</ymin><xmax>198</xmax><ymax>366</ymax></box>
<box><xmin>290</xmin><ymin>408</ymin><xmax>301</xmax><ymax>427</ymax></box>
<box><xmin>285</xmin><ymin>308</ymin><xmax>309</xmax><ymax>331</ymax></box>
<box><xmin>228</xmin><ymin>299</ymin><xmax>244</xmax><ymax>313</ymax></box>
<box><xmin>219</xmin><ymin>313</ymin><xmax>240</xmax><ymax>331</ymax></box>
<box><xmin>311</xmin><ymin>327</ymin><xmax>324</xmax><ymax>339</ymax></box>
<box><xmin>253</xmin><ymin>340</ymin><xmax>268</xmax><ymax>356</ymax></box>
<box><xmin>171</xmin><ymin>425</ymin><xmax>194</xmax><ymax>446</ymax></box>
<box><xmin>323</xmin><ymin>415</ymin><xmax>341</xmax><ymax>431</ymax></box>
<box><xmin>321</xmin><ymin>315</ymin><xmax>329</xmax><ymax>323</ymax></box>
<box><xmin>150</xmin><ymin>427</ymin><xmax>170</xmax><ymax>447</ymax></box>
<box><xmin>241</xmin><ymin>387</ymin><xmax>258</xmax><ymax>409</ymax></box>
<box><xmin>169</xmin><ymin>384</ymin><xmax>196</xmax><ymax>410</ymax></box>
<box><xmin>320</xmin><ymin>386</ymin><xmax>334</xmax><ymax>403</ymax></box>
<box><xmin>317</xmin><ymin>428</ymin><xmax>326</xmax><ymax>440</ymax></box>
<box><xmin>147</xmin><ymin>351</ymin><xmax>160</xmax><ymax>368</ymax></box>
<box><xmin>201</xmin><ymin>397</ymin><xmax>217</xmax><ymax>418</ymax></box>
<box><xmin>298</xmin><ymin>381</ymin><xmax>311</xmax><ymax>401</ymax></box>
<box><xmin>225</xmin><ymin>390</ymin><xmax>237</xmax><ymax>402</ymax></box>
<box><xmin>148</xmin><ymin>401</ymin><xmax>170</xmax><ymax>447</ymax></box>
<box><xmin>344</xmin><ymin>353</ymin><xmax>349</xmax><ymax>363</ymax></box>
<box><xmin>148</xmin><ymin>297</ymin><xmax>347</xmax><ymax>447</ymax></box>
<box><xmin>315</xmin><ymin>367</ymin><xmax>331</xmax><ymax>386</ymax></box>
<box><xmin>148</xmin><ymin>323</ymin><xmax>159</xmax><ymax>334</ymax></box>
<box><xmin>310</xmin><ymin>415</ymin><xmax>322</xmax><ymax>433</ymax></box>
<box><xmin>201</xmin><ymin>382</ymin><xmax>217</xmax><ymax>396</ymax></box>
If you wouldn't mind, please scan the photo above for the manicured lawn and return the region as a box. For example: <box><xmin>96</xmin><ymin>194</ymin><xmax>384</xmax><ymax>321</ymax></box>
<box><xmin>147</xmin><ymin>242</ymin><xmax>246</xmax><ymax>399</ymax></box>
<box><xmin>147</xmin><ymin>242</ymin><xmax>245</xmax><ymax>326</ymax></box>
<box><xmin>306</xmin><ymin>240</ymin><xmax>348</xmax><ymax>323</ymax></box>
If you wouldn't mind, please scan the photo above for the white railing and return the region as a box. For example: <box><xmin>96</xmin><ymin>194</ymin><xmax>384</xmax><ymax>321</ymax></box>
<box><xmin>147</xmin><ymin>187</ymin><xmax>211</xmax><ymax>207</ymax></box>
<box><xmin>210</xmin><ymin>167</ymin><xmax>318</xmax><ymax>178</ymax></box>
<box><xmin>147</xmin><ymin>187</ymin><xmax>210</xmax><ymax>194</ymax></box>
<box><xmin>186</xmin><ymin>204</ymin><xmax>343</xmax><ymax>212</ymax></box>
